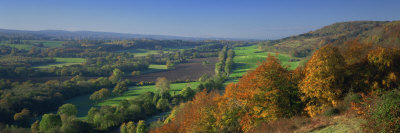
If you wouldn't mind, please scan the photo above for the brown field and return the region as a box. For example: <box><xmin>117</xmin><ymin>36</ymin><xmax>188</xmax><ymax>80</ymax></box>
<box><xmin>127</xmin><ymin>57</ymin><xmax>217</xmax><ymax>82</ymax></box>
<box><xmin>10</xmin><ymin>57</ymin><xmax>217</xmax><ymax>83</ymax></box>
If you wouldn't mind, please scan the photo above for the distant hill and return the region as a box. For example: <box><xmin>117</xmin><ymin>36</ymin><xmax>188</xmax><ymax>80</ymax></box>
<box><xmin>260</xmin><ymin>20</ymin><xmax>400</xmax><ymax>57</ymax></box>
<box><xmin>0</xmin><ymin>29</ymin><xmax>247</xmax><ymax>41</ymax></box>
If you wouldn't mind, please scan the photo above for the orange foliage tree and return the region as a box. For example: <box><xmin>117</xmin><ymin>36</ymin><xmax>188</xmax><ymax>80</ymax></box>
<box><xmin>224</xmin><ymin>55</ymin><xmax>302</xmax><ymax>131</ymax></box>
<box><xmin>299</xmin><ymin>45</ymin><xmax>346</xmax><ymax>117</ymax></box>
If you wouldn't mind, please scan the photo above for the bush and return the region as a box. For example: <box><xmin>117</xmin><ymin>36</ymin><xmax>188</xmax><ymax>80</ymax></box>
<box><xmin>363</xmin><ymin>90</ymin><xmax>400</xmax><ymax>132</ymax></box>
<box><xmin>322</xmin><ymin>106</ymin><xmax>339</xmax><ymax>116</ymax></box>
<box><xmin>339</xmin><ymin>92</ymin><xmax>362</xmax><ymax>112</ymax></box>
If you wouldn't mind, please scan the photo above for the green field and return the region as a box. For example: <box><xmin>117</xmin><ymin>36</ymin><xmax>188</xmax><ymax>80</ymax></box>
<box><xmin>0</xmin><ymin>43</ymin><xmax>33</xmax><ymax>50</ymax></box>
<box><xmin>33</xmin><ymin>57</ymin><xmax>86</xmax><ymax>68</ymax></box>
<box><xmin>230</xmin><ymin>45</ymin><xmax>302</xmax><ymax>78</ymax></box>
<box><xmin>135</xmin><ymin>64</ymin><xmax>168</xmax><ymax>75</ymax></box>
<box><xmin>30</xmin><ymin>40</ymin><xmax>64</xmax><ymax>47</ymax></box>
<box><xmin>66</xmin><ymin>82</ymin><xmax>200</xmax><ymax>118</ymax></box>
<box><xmin>0</xmin><ymin>40</ymin><xmax>64</xmax><ymax>50</ymax></box>
<box><xmin>98</xmin><ymin>82</ymin><xmax>200</xmax><ymax>106</ymax></box>
<box><xmin>120</xmin><ymin>49</ymin><xmax>163</xmax><ymax>57</ymax></box>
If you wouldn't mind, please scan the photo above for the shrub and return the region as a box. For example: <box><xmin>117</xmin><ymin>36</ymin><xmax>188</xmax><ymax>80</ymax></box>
<box><xmin>322</xmin><ymin>106</ymin><xmax>339</xmax><ymax>116</ymax></box>
<box><xmin>363</xmin><ymin>90</ymin><xmax>400</xmax><ymax>132</ymax></box>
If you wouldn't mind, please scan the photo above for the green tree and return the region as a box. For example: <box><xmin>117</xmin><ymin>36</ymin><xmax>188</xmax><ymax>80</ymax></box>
<box><xmin>39</xmin><ymin>113</ymin><xmax>62</xmax><ymax>132</ymax></box>
<box><xmin>136</xmin><ymin>120</ymin><xmax>147</xmax><ymax>133</ymax></box>
<box><xmin>57</xmin><ymin>104</ymin><xmax>78</xmax><ymax>117</ymax></box>
<box><xmin>121</xmin><ymin>121</ymin><xmax>136</xmax><ymax>133</ymax></box>
<box><xmin>60</xmin><ymin>117</ymin><xmax>92</xmax><ymax>133</ymax></box>
<box><xmin>156</xmin><ymin>98</ymin><xmax>170</xmax><ymax>111</ymax></box>
<box><xmin>109</xmin><ymin>68</ymin><xmax>124</xmax><ymax>84</ymax></box>
<box><xmin>180</xmin><ymin>87</ymin><xmax>195</xmax><ymax>100</ymax></box>
<box><xmin>112</xmin><ymin>82</ymin><xmax>128</xmax><ymax>95</ymax></box>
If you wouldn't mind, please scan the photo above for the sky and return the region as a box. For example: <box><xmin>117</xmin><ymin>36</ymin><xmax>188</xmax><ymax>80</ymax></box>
<box><xmin>1</xmin><ymin>0</ymin><xmax>400</xmax><ymax>39</ymax></box>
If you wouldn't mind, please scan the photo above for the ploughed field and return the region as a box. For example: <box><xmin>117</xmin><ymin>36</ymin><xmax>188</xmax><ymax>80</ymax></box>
<box><xmin>128</xmin><ymin>57</ymin><xmax>217</xmax><ymax>82</ymax></box>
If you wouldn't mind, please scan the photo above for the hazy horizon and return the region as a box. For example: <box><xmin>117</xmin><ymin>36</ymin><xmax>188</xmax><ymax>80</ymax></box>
<box><xmin>1</xmin><ymin>0</ymin><xmax>400</xmax><ymax>39</ymax></box>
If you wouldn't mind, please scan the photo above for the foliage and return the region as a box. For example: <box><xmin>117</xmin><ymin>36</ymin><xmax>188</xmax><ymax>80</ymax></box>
<box><xmin>57</xmin><ymin>103</ymin><xmax>78</xmax><ymax>116</ymax></box>
<box><xmin>39</xmin><ymin>113</ymin><xmax>62</xmax><ymax>132</ymax></box>
<box><xmin>113</xmin><ymin>81</ymin><xmax>128</xmax><ymax>95</ymax></box>
<box><xmin>179</xmin><ymin>87</ymin><xmax>195</xmax><ymax>100</ymax></box>
<box><xmin>89</xmin><ymin>88</ymin><xmax>111</xmax><ymax>101</ymax></box>
<box><xmin>299</xmin><ymin>45</ymin><xmax>346</xmax><ymax>117</ymax></box>
<box><xmin>155</xmin><ymin>77</ymin><xmax>170</xmax><ymax>94</ymax></box>
<box><xmin>156</xmin><ymin>99</ymin><xmax>170</xmax><ymax>111</ymax></box>
<box><xmin>120</xmin><ymin>121</ymin><xmax>136</xmax><ymax>133</ymax></box>
<box><xmin>136</xmin><ymin>120</ymin><xmax>147</xmax><ymax>133</ymax></box>
<box><xmin>356</xmin><ymin>90</ymin><xmax>400</xmax><ymax>132</ymax></box>
<box><xmin>109</xmin><ymin>68</ymin><xmax>124</xmax><ymax>84</ymax></box>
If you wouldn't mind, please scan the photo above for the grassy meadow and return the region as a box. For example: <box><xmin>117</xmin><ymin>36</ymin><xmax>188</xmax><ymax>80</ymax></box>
<box><xmin>230</xmin><ymin>45</ymin><xmax>302</xmax><ymax>78</ymax></box>
<box><xmin>66</xmin><ymin>81</ymin><xmax>201</xmax><ymax>118</ymax></box>
<box><xmin>0</xmin><ymin>40</ymin><xmax>64</xmax><ymax>50</ymax></box>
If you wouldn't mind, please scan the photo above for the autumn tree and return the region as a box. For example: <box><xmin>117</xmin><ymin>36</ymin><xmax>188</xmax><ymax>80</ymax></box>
<box><xmin>131</xmin><ymin>71</ymin><xmax>141</xmax><ymax>76</ymax></box>
<box><xmin>90</xmin><ymin>88</ymin><xmax>111</xmax><ymax>101</ymax></box>
<box><xmin>299</xmin><ymin>45</ymin><xmax>346</xmax><ymax>117</ymax></box>
<box><xmin>14</xmin><ymin>108</ymin><xmax>30</xmax><ymax>126</ymax></box>
<box><xmin>156</xmin><ymin>77</ymin><xmax>170</xmax><ymax>94</ymax></box>
<box><xmin>224</xmin><ymin>55</ymin><xmax>302</xmax><ymax>131</ymax></box>
<box><xmin>109</xmin><ymin>68</ymin><xmax>124</xmax><ymax>84</ymax></box>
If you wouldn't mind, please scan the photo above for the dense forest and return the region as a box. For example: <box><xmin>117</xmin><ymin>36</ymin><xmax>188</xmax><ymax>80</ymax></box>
<box><xmin>0</xmin><ymin>20</ymin><xmax>399</xmax><ymax>133</ymax></box>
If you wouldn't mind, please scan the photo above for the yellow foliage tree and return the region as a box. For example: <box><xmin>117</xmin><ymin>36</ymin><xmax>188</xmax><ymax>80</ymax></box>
<box><xmin>299</xmin><ymin>45</ymin><xmax>345</xmax><ymax>117</ymax></box>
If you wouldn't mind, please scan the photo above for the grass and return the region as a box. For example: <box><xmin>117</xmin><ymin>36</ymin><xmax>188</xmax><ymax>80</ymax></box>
<box><xmin>149</xmin><ymin>64</ymin><xmax>167</xmax><ymax>69</ymax></box>
<box><xmin>137</xmin><ymin>64</ymin><xmax>168</xmax><ymax>75</ymax></box>
<box><xmin>0</xmin><ymin>40</ymin><xmax>64</xmax><ymax>50</ymax></box>
<box><xmin>98</xmin><ymin>82</ymin><xmax>200</xmax><ymax>106</ymax></box>
<box><xmin>229</xmin><ymin>45</ymin><xmax>302</xmax><ymax>78</ymax></box>
<box><xmin>33</xmin><ymin>57</ymin><xmax>86</xmax><ymax>68</ymax></box>
<box><xmin>120</xmin><ymin>49</ymin><xmax>163</xmax><ymax>57</ymax></box>
<box><xmin>66</xmin><ymin>82</ymin><xmax>201</xmax><ymax>118</ymax></box>
<box><xmin>30</xmin><ymin>40</ymin><xmax>64</xmax><ymax>47</ymax></box>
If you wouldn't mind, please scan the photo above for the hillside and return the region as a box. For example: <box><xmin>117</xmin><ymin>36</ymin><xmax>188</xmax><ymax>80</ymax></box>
<box><xmin>260</xmin><ymin>21</ymin><xmax>400</xmax><ymax>58</ymax></box>
<box><xmin>150</xmin><ymin>21</ymin><xmax>400</xmax><ymax>133</ymax></box>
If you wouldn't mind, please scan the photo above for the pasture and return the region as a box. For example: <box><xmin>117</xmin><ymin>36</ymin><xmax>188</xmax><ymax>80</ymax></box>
<box><xmin>0</xmin><ymin>40</ymin><xmax>64</xmax><ymax>50</ymax></box>
<box><xmin>121</xmin><ymin>49</ymin><xmax>163</xmax><ymax>57</ymax></box>
<box><xmin>230</xmin><ymin>45</ymin><xmax>301</xmax><ymax>78</ymax></box>
<box><xmin>66</xmin><ymin>81</ymin><xmax>201</xmax><ymax>118</ymax></box>
<box><xmin>128</xmin><ymin>57</ymin><xmax>217</xmax><ymax>82</ymax></box>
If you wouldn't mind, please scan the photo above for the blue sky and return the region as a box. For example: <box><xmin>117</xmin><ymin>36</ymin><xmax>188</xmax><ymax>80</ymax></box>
<box><xmin>1</xmin><ymin>0</ymin><xmax>399</xmax><ymax>39</ymax></box>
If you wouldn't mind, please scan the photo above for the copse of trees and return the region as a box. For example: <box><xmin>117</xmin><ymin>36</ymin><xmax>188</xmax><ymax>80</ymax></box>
<box><xmin>215</xmin><ymin>46</ymin><xmax>235</xmax><ymax>76</ymax></box>
<box><xmin>0</xmin><ymin>73</ymin><xmax>118</xmax><ymax>125</ymax></box>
